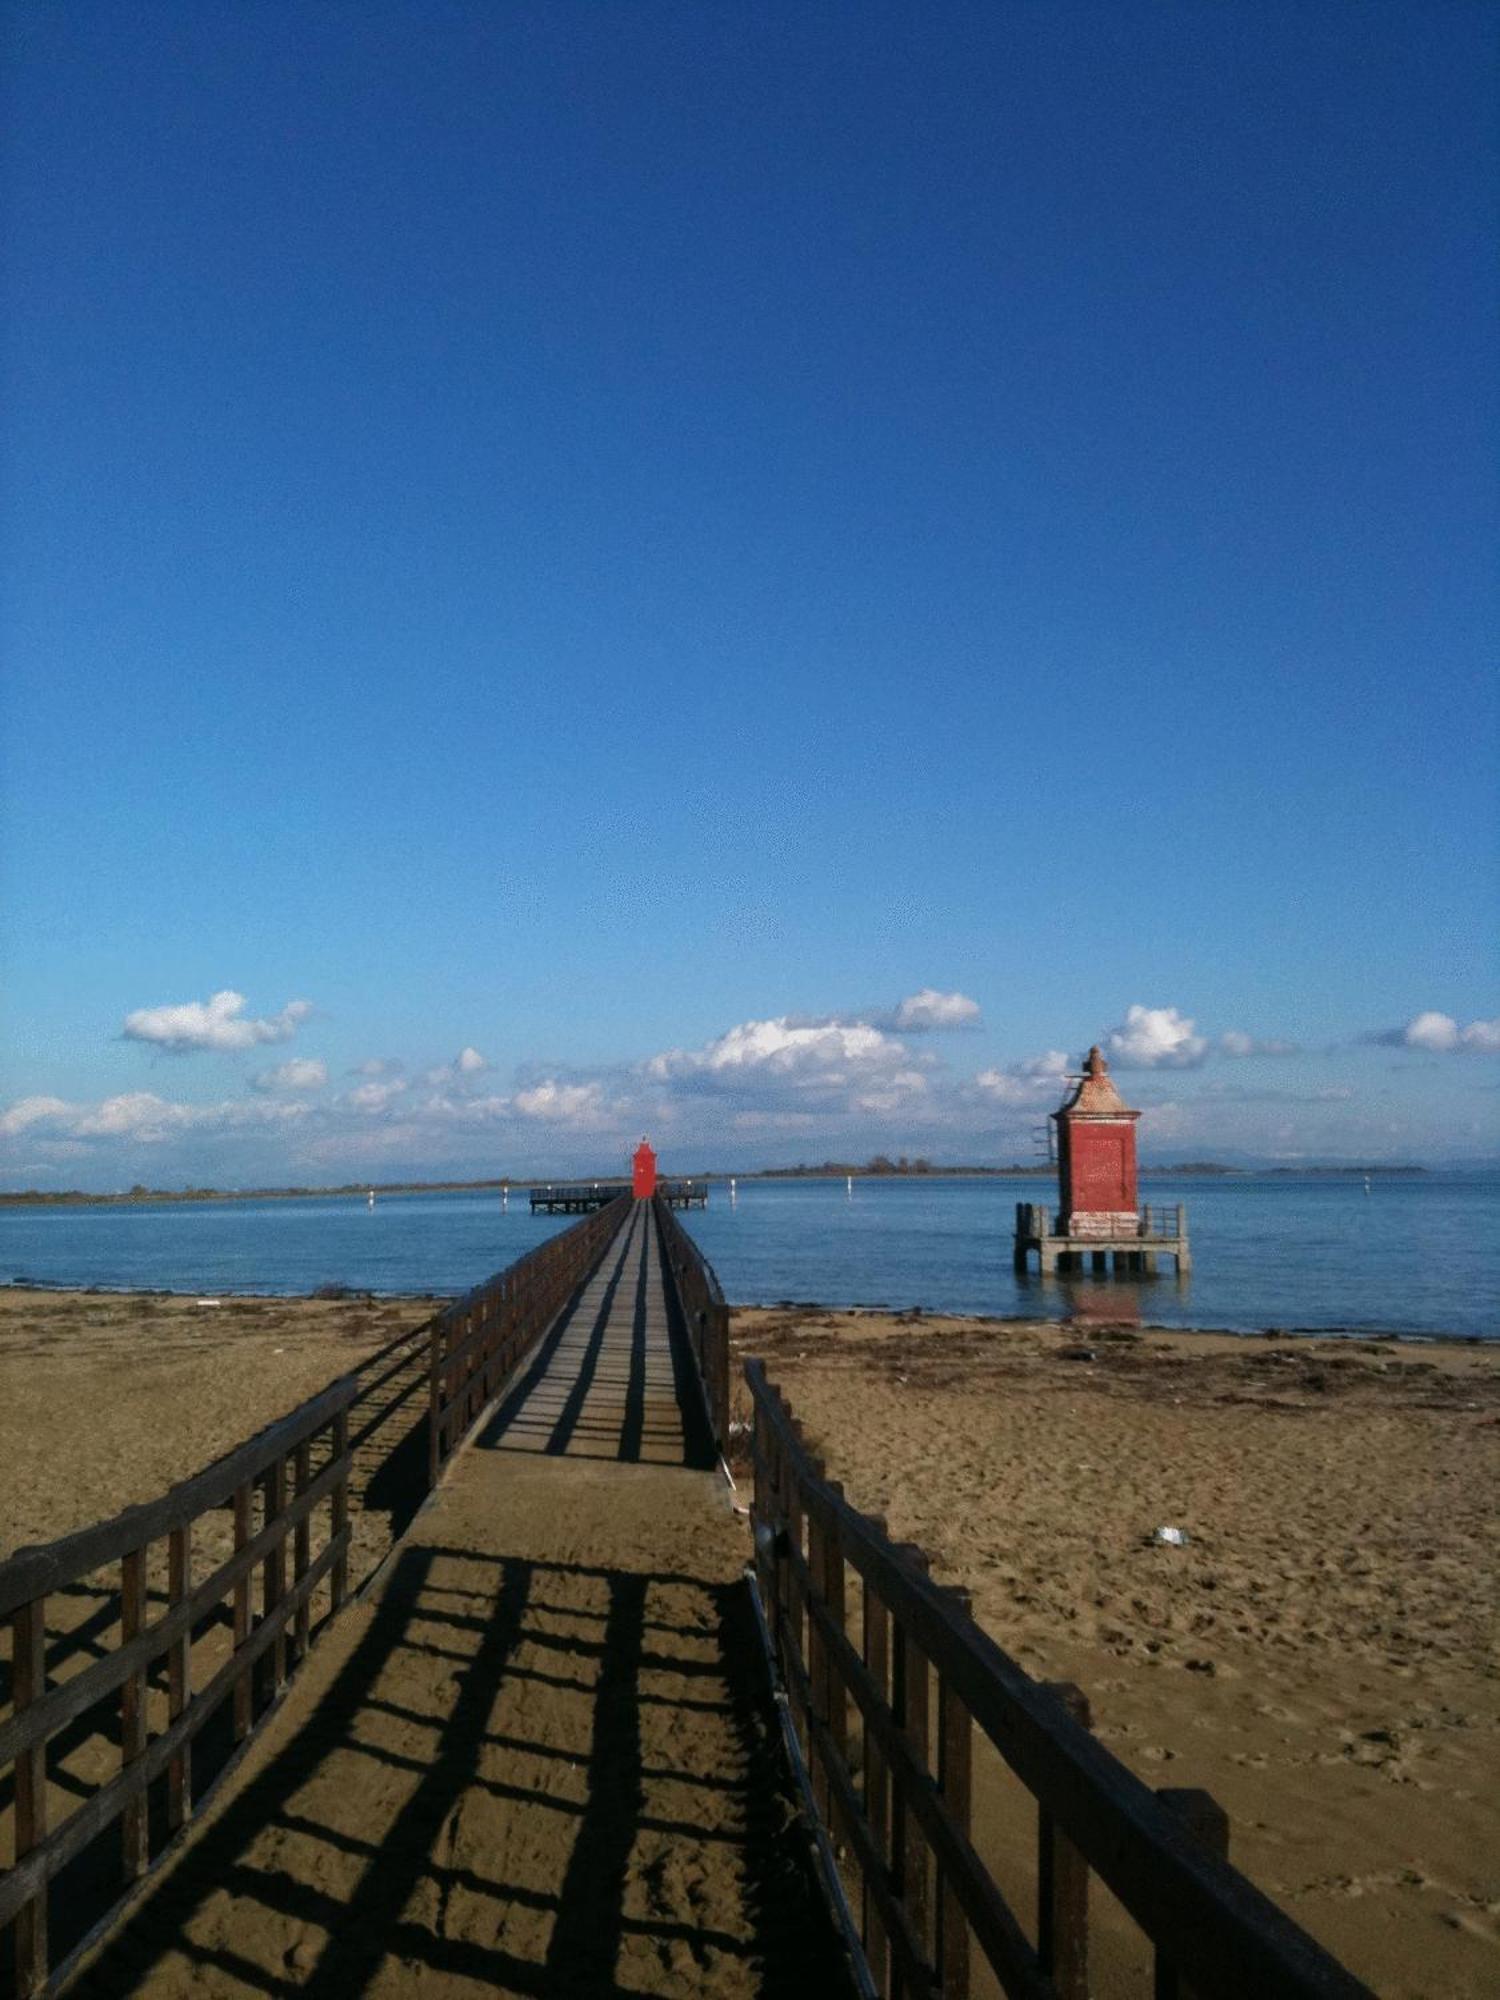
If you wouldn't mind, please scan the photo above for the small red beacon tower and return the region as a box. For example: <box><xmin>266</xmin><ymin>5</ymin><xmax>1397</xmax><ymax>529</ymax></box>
<box><xmin>1055</xmin><ymin>1046</ymin><xmax>1140</xmax><ymax>1236</ymax></box>
<box><xmin>1014</xmin><ymin>1045</ymin><xmax>1189</xmax><ymax>1276</ymax></box>
<box><xmin>632</xmin><ymin>1137</ymin><xmax>657</xmax><ymax>1200</ymax></box>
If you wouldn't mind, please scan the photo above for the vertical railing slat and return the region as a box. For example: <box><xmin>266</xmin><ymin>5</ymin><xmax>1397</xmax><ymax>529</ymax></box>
<box><xmin>120</xmin><ymin>1544</ymin><xmax>149</xmax><ymax>1879</ymax></box>
<box><xmin>12</xmin><ymin>1596</ymin><xmax>49</xmax><ymax>1998</ymax></box>
<box><xmin>232</xmin><ymin>1479</ymin><xmax>253</xmax><ymax>1741</ymax></box>
<box><xmin>292</xmin><ymin>1440</ymin><xmax>312</xmax><ymax>1665</ymax></box>
<box><xmin>166</xmin><ymin>1522</ymin><xmax>192</xmax><ymax>1830</ymax></box>
<box><xmin>330</xmin><ymin>1405</ymin><xmax>350</xmax><ymax>1613</ymax></box>
<box><xmin>1038</xmin><ymin>1681</ymin><xmax>1091</xmax><ymax>2000</ymax></box>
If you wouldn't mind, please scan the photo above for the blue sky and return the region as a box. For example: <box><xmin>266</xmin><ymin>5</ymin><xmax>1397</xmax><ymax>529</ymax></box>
<box><xmin>2</xmin><ymin>2</ymin><xmax>1496</xmax><ymax>1187</ymax></box>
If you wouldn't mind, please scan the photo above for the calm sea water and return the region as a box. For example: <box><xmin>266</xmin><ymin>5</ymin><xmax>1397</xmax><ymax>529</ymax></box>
<box><xmin>1</xmin><ymin>1174</ymin><xmax>1495</xmax><ymax>1340</ymax></box>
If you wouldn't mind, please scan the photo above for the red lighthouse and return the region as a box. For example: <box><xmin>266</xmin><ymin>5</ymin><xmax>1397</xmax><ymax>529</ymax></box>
<box><xmin>1055</xmin><ymin>1046</ymin><xmax>1140</xmax><ymax>1237</ymax></box>
<box><xmin>632</xmin><ymin>1137</ymin><xmax>657</xmax><ymax>1200</ymax></box>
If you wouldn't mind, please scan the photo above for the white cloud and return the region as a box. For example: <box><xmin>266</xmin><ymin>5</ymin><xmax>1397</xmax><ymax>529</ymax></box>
<box><xmin>251</xmin><ymin>1058</ymin><xmax>328</xmax><ymax>1093</ymax></box>
<box><xmin>511</xmin><ymin>1081</ymin><xmax>611</xmax><ymax>1125</ymax></box>
<box><xmin>122</xmin><ymin>990</ymin><xmax>313</xmax><ymax>1054</ymax></box>
<box><xmin>350</xmin><ymin>1057</ymin><xmax>403</xmax><ymax>1078</ymax></box>
<box><xmin>888</xmin><ymin>989</ymin><xmax>982</xmax><ymax>1031</ymax></box>
<box><xmin>1</xmin><ymin>1091</ymin><xmax>310</xmax><ymax>1145</ymax></box>
<box><xmin>456</xmin><ymin>1046</ymin><xmax>489</xmax><ymax>1074</ymax></box>
<box><xmin>1220</xmin><ymin>1031</ymin><xmax>1300</xmax><ymax>1058</ymax></box>
<box><xmin>974</xmin><ymin>1057</ymin><xmax>1066</xmax><ymax>1106</ymax></box>
<box><xmin>1103</xmin><ymin>1005</ymin><xmax>1209</xmax><ymax>1069</ymax></box>
<box><xmin>344</xmin><ymin>1079</ymin><xmax>409</xmax><ymax>1114</ymax></box>
<box><xmin>1377</xmin><ymin>1011</ymin><xmax>1500</xmax><ymax>1054</ymax></box>
<box><xmin>643</xmin><ymin>1017</ymin><xmax>926</xmax><ymax>1112</ymax></box>
<box><xmin>0</xmin><ymin>1095</ymin><xmax>73</xmax><ymax>1137</ymax></box>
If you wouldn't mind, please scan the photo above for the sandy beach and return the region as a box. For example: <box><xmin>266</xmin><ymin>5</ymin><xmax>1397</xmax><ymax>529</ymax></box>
<box><xmin>731</xmin><ymin>1306</ymin><xmax>1500</xmax><ymax>1998</ymax></box>
<box><xmin>2</xmin><ymin>1288</ymin><xmax>1497</xmax><ymax>1995</ymax></box>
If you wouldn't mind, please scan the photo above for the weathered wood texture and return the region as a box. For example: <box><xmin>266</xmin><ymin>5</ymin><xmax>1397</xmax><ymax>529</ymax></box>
<box><xmin>746</xmin><ymin>1360</ymin><xmax>1373</xmax><ymax>2000</ymax></box>
<box><xmin>427</xmin><ymin>1193</ymin><xmax>632</xmax><ymax>1482</ymax></box>
<box><xmin>653</xmin><ymin>1193</ymin><xmax>731</xmax><ymax>1452</ymax></box>
<box><xmin>0</xmin><ymin>1379</ymin><xmax>356</xmax><ymax>1997</ymax></box>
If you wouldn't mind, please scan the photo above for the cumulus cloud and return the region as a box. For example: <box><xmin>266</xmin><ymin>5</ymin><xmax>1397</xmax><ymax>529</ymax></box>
<box><xmin>643</xmin><ymin>1017</ymin><xmax>928</xmax><ymax>1113</ymax></box>
<box><xmin>456</xmin><ymin>1046</ymin><xmax>489</xmax><ymax>1074</ymax></box>
<box><xmin>0</xmin><ymin>1095</ymin><xmax>73</xmax><ymax>1138</ymax></box>
<box><xmin>1</xmin><ymin>1091</ymin><xmax>310</xmax><ymax>1144</ymax></box>
<box><xmin>122</xmin><ymin>990</ymin><xmax>313</xmax><ymax>1054</ymax></box>
<box><xmin>251</xmin><ymin>1058</ymin><xmax>327</xmax><ymax>1093</ymax></box>
<box><xmin>1372</xmin><ymin>1011</ymin><xmax>1500</xmax><ymax>1054</ymax></box>
<box><xmin>1103</xmin><ymin>1005</ymin><xmax>1209</xmax><ymax>1069</ymax></box>
<box><xmin>887</xmin><ymin>989</ymin><xmax>982</xmax><ymax>1032</ymax></box>
<box><xmin>1219</xmin><ymin>1031</ymin><xmax>1300</xmax><ymax>1058</ymax></box>
<box><xmin>973</xmin><ymin>1052</ymin><xmax>1069</xmax><ymax>1106</ymax></box>
<box><xmin>511</xmin><ymin>1081</ymin><xmax>611</xmax><ymax>1125</ymax></box>
<box><xmin>350</xmin><ymin>1058</ymin><xmax>403</xmax><ymax>1078</ymax></box>
<box><xmin>344</xmin><ymin>1079</ymin><xmax>409</xmax><ymax>1114</ymax></box>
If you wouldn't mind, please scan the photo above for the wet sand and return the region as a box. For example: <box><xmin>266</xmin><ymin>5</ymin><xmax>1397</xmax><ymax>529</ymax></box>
<box><xmin>731</xmin><ymin>1306</ymin><xmax>1500</xmax><ymax>1999</ymax></box>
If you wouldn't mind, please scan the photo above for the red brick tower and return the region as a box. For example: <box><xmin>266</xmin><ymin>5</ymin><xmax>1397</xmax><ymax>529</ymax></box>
<box><xmin>1055</xmin><ymin>1047</ymin><xmax>1140</xmax><ymax>1237</ymax></box>
<box><xmin>632</xmin><ymin>1137</ymin><xmax>657</xmax><ymax>1200</ymax></box>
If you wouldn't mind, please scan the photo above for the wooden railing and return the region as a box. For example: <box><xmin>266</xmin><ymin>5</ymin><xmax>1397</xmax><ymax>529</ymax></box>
<box><xmin>0</xmin><ymin>1378</ymin><xmax>356</xmax><ymax>1999</ymax></box>
<box><xmin>653</xmin><ymin>1193</ymin><xmax>730</xmax><ymax>1454</ymax></box>
<box><xmin>427</xmin><ymin>1193</ymin><xmax>631</xmax><ymax>1483</ymax></box>
<box><xmin>747</xmin><ymin>1362</ymin><xmax>1372</xmax><ymax>2000</ymax></box>
<box><xmin>1140</xmin><ymin>1204</ymin><xmax>1185</xmax><ymax>1239</ymax></box>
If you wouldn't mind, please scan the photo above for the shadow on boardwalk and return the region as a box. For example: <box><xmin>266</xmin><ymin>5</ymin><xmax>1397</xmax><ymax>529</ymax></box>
<box><xmin>65</xmin><ymin>1213</ymin><xmax>846</xmax><ymax>1997</ymax></box>
<box><xmin>70</xmin><ymin>1541</ymin><xmax>841</xmax><ymax>1998</ymax></box>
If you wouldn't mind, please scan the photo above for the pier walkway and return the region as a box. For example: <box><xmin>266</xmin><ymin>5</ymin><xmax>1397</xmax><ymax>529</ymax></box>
<box><xmin>67</xmin><ymin>1204</ymin><xmax>843</xmax><ymax>1998</ymax></box>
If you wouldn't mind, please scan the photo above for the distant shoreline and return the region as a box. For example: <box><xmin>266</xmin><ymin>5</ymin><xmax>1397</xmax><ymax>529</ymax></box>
<box><xmin>0</xmin><ymin>1162</ymin><xmax>1437</xmax><ymax>1207</ymax></box>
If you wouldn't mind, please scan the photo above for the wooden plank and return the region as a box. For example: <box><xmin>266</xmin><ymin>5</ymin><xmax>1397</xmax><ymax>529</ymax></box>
<box><xmin>863</xmin><ymin>1536</ymin><xmax>892</xmax><ymax>1996</ymax></box>
<box><xmin>1038</xmin><ymin>1682</ymin><xmax>1090</xmax><ymax>2000</ymax></box>
<box><xmin>167</xmin><ymin>1523</ymin><xmax>192</xmax><ymax>1831</ymax></box>
<box><xmin>12</xmin><ymin>1596</ymin><xmax>49</xmax><ymax>1999</ymax></box>
<box><xmin>330</xmin><ymin>1407</ymin><xmax>349</xmax><ymax>1613</ymax></box>
<box><xmin>120</xmin><ymin>1545</ymin><xmax>149</xmax><ymax>1879</ymax></box>
<box><xmin>292</xmin><ymin>1441</ymin><xmax>312</xmax><ymax>1666</ymax></box>
<box><xmin>1154</xmin><ymin>1789</ymin><xmax>1231</xmax><ymax>2000</ymax></box>
<box><xmin>893</xmin><ymin>1547</ymin><xmax>932</xmax><ymax>1993</ymax></box>
<box><xmin>938</xmin><ymin>1588</ymin><xmax>973</xmax><ymax>2000</ymax></box>
<box><xmin>0</xmin><ymin>1376</ymin><xmax>356</xmax><ymax>1620</ymax></box>
<box><xmin>232</xmin><ymin>1479</ymin><xmax>253</xmax><ymax>1743</ymax></box>
<box><xmin>262</xmin><ymin>1454</ymin><xmax>287</xmax><ymax>1693</ymax></box>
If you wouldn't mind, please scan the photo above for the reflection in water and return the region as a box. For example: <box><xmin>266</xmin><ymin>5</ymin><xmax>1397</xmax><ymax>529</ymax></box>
<box><xmin>1054</xmin><ymin>1275</ymin><xmax>1147</xmax><ymax>1328</ymax></box>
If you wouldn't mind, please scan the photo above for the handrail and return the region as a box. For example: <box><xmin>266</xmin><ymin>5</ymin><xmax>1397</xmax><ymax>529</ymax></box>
<box><xmin>426</xmin><ymin>1193</ymin><xmax>631</xmax><ymax>1483</ymax></box>
<box><xmin>747</xmin><ymin>1360</ymin><xmax>1372</xmax><ymax>2000</ymax></box>
<box><xmin>1</xmin><ymin>1376</ymin><xmax>357</xmax><ymax>1998</ymax></box>
<box><xmin>652</xmin><ymin>1194</ymin><xmax>730</xmax><ymax>1453</ymax></box>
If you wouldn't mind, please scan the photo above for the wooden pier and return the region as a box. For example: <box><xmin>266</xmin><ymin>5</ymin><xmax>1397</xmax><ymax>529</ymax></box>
<box><xmin>1013</xmin><ymin>1198</ymin><xmax>1192</xmax><ymax>1275</ymax></box>
<box><xmin>529</xmin><ymin>1178</ymin><xmax>707</xmax><ymax>1214</ymax></box>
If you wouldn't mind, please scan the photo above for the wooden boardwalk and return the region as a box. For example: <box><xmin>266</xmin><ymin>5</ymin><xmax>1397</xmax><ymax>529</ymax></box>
<box><xmin>68</xmin><ymin>1205</ymin><xmax>845</xmax><ymax>1998</ymax></box>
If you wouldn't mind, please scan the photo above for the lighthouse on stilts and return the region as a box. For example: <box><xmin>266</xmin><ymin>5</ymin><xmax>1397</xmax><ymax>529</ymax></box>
<box><xmin>1013</xmin><ymin>1046</ymin><xmax>1190</xmax><ymax>1278</ymax></box>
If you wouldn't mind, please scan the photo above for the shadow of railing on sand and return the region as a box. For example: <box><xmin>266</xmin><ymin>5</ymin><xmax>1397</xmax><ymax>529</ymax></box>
<box><xmin>67</xmin><ymin>1545</ymin><xmax>845</xmax><ymax>1998</ymax></box>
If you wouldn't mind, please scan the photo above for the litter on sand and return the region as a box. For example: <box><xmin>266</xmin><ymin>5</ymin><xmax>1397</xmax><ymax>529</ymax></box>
<box><xmin>1153</xmin><ymin>1525</ymin><xmax>1190</xmax><ymax>1546</ymax></box>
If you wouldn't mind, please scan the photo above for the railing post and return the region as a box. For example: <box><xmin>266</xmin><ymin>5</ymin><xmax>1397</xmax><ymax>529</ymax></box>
<box><xmin>937</xmin><ymin>1586</ymin><xmax>973</xmax><ymax>1999</ymax></box>
<box><xmin>167</xmin><ymin>1522</ymin><xmax>192</xmax><ymax>1830</ymax></box>
<box><xmin>232</xmin><ymin>1479</ymin><xmax>253</xmax><ymax>1741</ymax></box>
<box><xmin>12</xmin><ymin>1596</ymin><xmax>49</xmax><ymax>1998</ymax></box>
<box><xmin>292</xmin><ymin>1439</ymin><xmax>312</xmax><ymax>1666</ymax></box>
<box><xmin>330</xmin><ymin>1404</ymin><xmax>350</xmax><ymax>1613</ymax></box>
<box><xmin>427</xmin><ymin>1319</ymin><xmax>443</xmax><ymax>1490</ymax></box>
<box><xmin>120</xmin><ymin>1544</ymin><xmax>149</xmax><ymax>1879</ymax></box>
<box><xmin>823</xmin><ymin>1485</ymin><xmax>850</xmax><ymax>1802</ymax></box>
<box><xmin>1038</xmin><ymin>1681</ymin><xmax>1091</xmax><ymax>2000</ymax></box>
<box><xmin>862</xmin><ymin>1521</ymin><xmax>892</xmax><ymax>1996</ymax></box>
<box><xmin>1153</xmin><ymin>1789</ymin><xmax>1230</xmax><ymax>2000</ymax></box>
<box><xmin>892</xmin><ymin>1544</ymin><xmax>933</xmax><ymax>1987</ymax></box>
<box><xmin>262</xmin><ymin>1452</ymin><xmax>287</xmax><ymax>1693</ymax></box>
